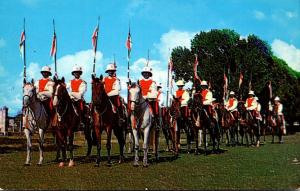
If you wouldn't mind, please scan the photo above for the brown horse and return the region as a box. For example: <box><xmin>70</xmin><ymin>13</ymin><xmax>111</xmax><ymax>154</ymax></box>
<box><xmin>266</xmin><ymin>106</ymin><xmax>284</xmax><ymax>144</ymax></box>
<box><xmin>191</xmin><ymin>92</ymin><xmax>219</xmax><ymax>155</ymax></box>
<box><xmin>52</xmin><ymin>77</ymin><xmax>79</xmax><ymax>167</ymax></box>
<box><xmin>91</xmin><ymin>75</ymin><xmax>125</xmax><ymax>166</ymax></box>
<box><xmin>219</xmin><ymin>104</ymin><xmax>239</xmax><ymax>146</ymax></box>
<box><xmin>238</xmin><ymin>101</ymin><xmax>260</xmax><ymax>147</ymax></box>
<box><xmin>161</xmin><ymin>106</ymin><xmax>172</xmax><ymax>151</ymax></box>
<box><xmin>168</xmin><ymin>97</ymin><xmax>181</xmax><ymax>156</ymax></box>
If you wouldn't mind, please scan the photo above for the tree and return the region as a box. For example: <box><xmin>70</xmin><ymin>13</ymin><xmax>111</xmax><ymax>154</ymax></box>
<box><xmin>171</xmin><ymin>29</ymin><xmax>300</xmax><ymax>124</ymax></box>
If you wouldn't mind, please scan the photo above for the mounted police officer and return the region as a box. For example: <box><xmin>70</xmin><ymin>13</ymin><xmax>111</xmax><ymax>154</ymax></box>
<box><xmin>103</xmin><ymin>63</ymin><xmax>124</xmax><ymax>126</ymax></box>
<box><xmin>139</xmin><ymin>66</ymin><xmax>158</xmax><ymax>118</ymax></box>
<box><xmin>67</xmin><ymin>65</ymin><xmax>87</xmax><ymax>129</ymax></box>
<box><xmin>272</xmin><ymin>96</ymin><xmax>286</xmax><ymax>135</ymax></box>
<box><xmin>23</xmin><ymin>66</ymin><xmax>54</xmax><ymax>129</ymax></box>
<box><xmin>225</xmin><ymin>91</ymin><xmax>238</xmax><ymax>120</ymax></box>
<box><xmin>200</xmin><ymin>80</ymin><xmax>214</xmax><ymax>119</ymax></box>
<box><xmin>35</xmin><ymin>66</ymin><xmax>54</xmax><ymax>117</ymax></box>
<box><xmin>245</xmin><ymin>90</ymin><xmax>258</xmax><ymax>118</ymax></box>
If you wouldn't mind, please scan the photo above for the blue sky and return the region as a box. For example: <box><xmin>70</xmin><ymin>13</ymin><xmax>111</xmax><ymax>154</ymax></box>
<box><xmin>0</xmin><ymin>0</ymin><xmax>300</xmax><ymax>115</ymax></box>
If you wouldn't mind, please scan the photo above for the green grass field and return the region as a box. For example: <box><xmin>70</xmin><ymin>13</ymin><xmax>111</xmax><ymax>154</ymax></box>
<box><xmin>0</xmin><ymin>132</ymin><xmax>299</xmax><ymax>190</ymax></box>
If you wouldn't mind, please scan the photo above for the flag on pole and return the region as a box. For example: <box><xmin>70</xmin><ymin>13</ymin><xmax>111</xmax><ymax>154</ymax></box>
<box><xmin>168</xmin><ymin>57</ymin><xmax>174</xmax><ymax>72</ymax></box>
<box><xmin>238</xmin><ymin>72</ymin><xmax>243</xmax><ymax>88</ymax></box>
<box><xmin>19</xmin><ymin>31</ymin><xmax>25</xmax><ymax>58</ymax></box>
<box><xmin>50</xmin><ymin>32</ymin><xmax>57</xmax><ymax>57</ymax></box>
<box><xmin>223</xmin><ymin>73</ymin><xmax>228</xmax><ymax>100</ymax></box>
<box><xmin>194</xmin><ymin>54</ymin><xmax>200</xmax><ymax>80</ymax></box>
<box><xmin>126</xmin><ymin>29</ymin><xmax>132</xmax><ymax>51</ymax></box>
<box><xmin>268</xmin><ymin>81</ymin><xmax>272</xmax><ymax>99</ymax></box>
<box><xmin>92</xmin><ymin>25</ymin><xmax>99</xmax><ymax>53</ymax></box>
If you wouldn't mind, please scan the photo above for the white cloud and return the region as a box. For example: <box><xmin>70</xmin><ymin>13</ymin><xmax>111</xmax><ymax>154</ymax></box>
<box><xmin>0</xmin><ymin>38</ymin><xmax>6</xmax><ymax>48</ymax></box>
<box><xmin>286</xmin><ymin>11</ymin><xmax>297</xmax><ymax>19</ymax></box>
<box><xmin>271</xmin><ymin>39</ymin><xmax>300</xmax><ymax>72</ymax></box>
<box><xmin>154</xmin><ymin>29</ymin><xmax>196</xmax><ymax>62</ymax></box>
<box><xmin>253</xmin><ymin>10</ymin><xmax>266</xmax><ymax>20</ymax></box>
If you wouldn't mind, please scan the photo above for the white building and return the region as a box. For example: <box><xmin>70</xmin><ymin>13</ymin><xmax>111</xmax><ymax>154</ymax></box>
<box><xmin>0</xmin><ymin>107</ymin><xmax>8</xmax><ymax>135</ymax></box>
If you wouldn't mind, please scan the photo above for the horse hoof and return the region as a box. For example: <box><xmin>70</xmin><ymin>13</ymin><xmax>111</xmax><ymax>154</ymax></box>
<box><xmin>106</xmin><ymin>162</ymin><xmax>112</xmax><ymax>167</ymax></box>
<box><xmin>143</xmin><ymin>163</ymin><xmax>149</xmax><ymax>168</ymax></box>
<box><xmin>133</xmin><ymin>161</ymin><xmax>139</xmax><ymax>167</ymax></box>
<box><xmin>37</xmin><ymin>163</ymin><xmax>42</xmax><ymax>166</ymax></box>
<box><xmin>119</xmin><ymin>157</ymin><xmax>125</xmax><ymax>164</ymax></box>
<box><xmin>68</xmin><ymin>161</ymin><xmax>75</xmax><ymax>167</ymax></box>
<box><xmin>24</xmin><ymin>163</ymin><xmax>30</xmax><ymax>166</ymax></box>
<box><xmin>94</xmin><ymin>163</ymin><xmax>100</xmax><ymax>167</ymax></box>
<box><xmin>59</xmin><ymin>162</ymin><xmax>64</xmax><ymax>167</ymax></box>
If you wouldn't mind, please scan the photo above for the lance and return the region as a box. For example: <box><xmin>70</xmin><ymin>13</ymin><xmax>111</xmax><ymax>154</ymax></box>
<box><xmin>126</xmin><ymin>22</ymin><xmax>131</xmax><ymax>109</ymax></box>
<box><xmin>23</xmin><ymin>18</ymin><xmax>26</xmax><ymax>81</ymax></box>
<box><xmin>93</xmin><ymin>16</ymin><xmax>100</xmax><ymax>75</ymax></box>
<box><xmin>52</xmin><ymin>19</ymin><xmax>58</xmax><ymax>78</ymax></box>
<box><xmin>166</xmin><ymin>49</ymin><xmax>171</xmax><ymax>108</ymax></box>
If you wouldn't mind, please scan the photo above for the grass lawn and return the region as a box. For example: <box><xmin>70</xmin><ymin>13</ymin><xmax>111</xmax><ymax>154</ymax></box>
<box><xmin>0</xmin><ymin>132</ymin><xmax>299</xmax><ymax>190</ymax></box>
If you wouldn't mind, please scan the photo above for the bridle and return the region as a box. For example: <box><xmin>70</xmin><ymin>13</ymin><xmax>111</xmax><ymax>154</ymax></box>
<box><xmin>53</xmin><ymin>85</ymin><xmax>69</xmax><ymax>121</ymax></box>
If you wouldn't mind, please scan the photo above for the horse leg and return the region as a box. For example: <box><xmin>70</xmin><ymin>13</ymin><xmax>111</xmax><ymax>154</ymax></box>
<box><xmin>256</xmin><ymin>121</ymin><xmax>260</xmax><ymax>147</ymax></box>
<box><xmin>199</xmin><ymin>129</ymin><xmax>202</xmax><ymax>147</ymax></box>
<box><xmin>68</xmin><ymin>131</ymin><xmax>75</xmax><ymax>167</ymax></box>
<box><xmin>204</xmin><ymin>128</ymin><xmax>208</xmax><ymax>155</ymax></box>
<box><xmin>225</xmin><ymin>129</ymin><xmax>230</xmax><ymax>146</ymax></box>
<box><xmin>132</xmin><ymin>128</ymin><xmax>139</xmax><ymax>167</ymax></box>
<box><xmin>114</xmin><ymin>127</ymin><xmax>125</xmax><ymax>164</ymax></box>
<box><xmin>155</xmin><ymin>127</ymin><xmax>160</xmax><ymax>161</ymax></box>
<box><xmin>143</xmin><ymin>125</ymin><xmax>151</xmax><ymax>167</ymax></box>
<box><xmin>24</xmin><ymin>128</ymin><xmax>32</xmax><ymax>166</ymax></box>
<box><xmin>162</xmin><ymin>124</ymin><xmax>170</xmax><ymax>151</ymax></box>
<box><xmin>194</xmin><ymin>128</ymin><xmax>199</xmax><ymax>155</ymax></box>
<box><xmin>37</xmin><ymin>128</ymin><xmax>45</xmax><ymax>165</ymax></box>
<box><xmin>84</xmin><ymin>125</ymin><xmax>93</xmax><ymax>158</ymax></box>
<box><xmin>94</xmin><ymin>125</ymin><xmax>102</xmax><ymax>166</ymax></box>
<box><xmin>106</xmin><ymin>128</ymin><xmax>112</xmax><ymax>166</ymax></box>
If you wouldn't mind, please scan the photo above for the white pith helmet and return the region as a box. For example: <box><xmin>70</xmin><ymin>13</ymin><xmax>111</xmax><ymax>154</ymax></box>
<box><xmin>40</xmin><ymin>66</ymin><xmax>52</xmax><ymax>75</ymax></box>
<box><xmin>71</xmin><ymin>65</ymin><xmax>82</xmax><ymax>75</ymax></box>
<box><xmin>201</xmin><ymin>80</ymin><xmax>208</xmax><ymax>86</ymax></box>
<box><xmin>141</xmin><ymin>66</ymin><xmax>153</xmax><ymax>76</ymax></box>
<box><xmin>105</xmin><ymin>63</ymin><xmax>117</xmax><ymax>73</ymax></box>
<box><xmin>176</xmin><ymin>80</ymin><xmax>185</xmax><ymax>86</ymax></box>
<box><xmin>248</xmin><ymin>90</ymin><xmax>255</xmax><ymax>95</ymax></box>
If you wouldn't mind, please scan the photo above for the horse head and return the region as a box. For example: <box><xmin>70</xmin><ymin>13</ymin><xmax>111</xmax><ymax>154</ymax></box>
<box><xmin>23</xmin><ymin>78</ymin><xmax>36</xmax><ymax>108</ymax></box>
<box><xmin>170</xmin><ymin>96</ymin><xmax>181</xmax><ymax>118</ymax></box>
<box><xmin>192</xmin><ymin>92</ymin><xmax>203</xmax><ymax>111</ymax></box>
<box><xmin>53</xmin><ymin>76</ymin><xmax>68</xmax><ymax>110</ymax></box>
<box><xmin>128</xmin><ymin>82</ymin><xmax>143</xmax><ymax>112</ymax></box>
<box><xmin>91</xmin><ymin>74</ymin><xmax>107</xmax><ymax>106</ymax></box>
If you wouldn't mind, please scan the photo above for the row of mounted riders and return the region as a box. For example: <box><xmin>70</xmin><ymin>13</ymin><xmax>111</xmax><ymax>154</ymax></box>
<box><xmin>22</xmin><ymin>76</ymin><xmax>285</xmax><ymax>167</ymax></box>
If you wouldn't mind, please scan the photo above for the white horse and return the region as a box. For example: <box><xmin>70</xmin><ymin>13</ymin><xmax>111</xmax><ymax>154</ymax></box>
<box><xmin>129</xmin><ymin>82</ymin><xmax>152</xmax><ymax>167</ymax></box>
<box><xmin>23</xmin><ymin>79</ymin><xmax>50</xmax><ymax>165</ymax></box>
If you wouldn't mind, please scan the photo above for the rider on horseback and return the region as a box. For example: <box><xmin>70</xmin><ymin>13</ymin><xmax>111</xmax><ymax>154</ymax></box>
<box><xmin>139</xmin><ymin>66</ymin><xmax>158</xmax><ymax>118</ymax></box>
<box><xmin>157</xmin><ymin>83</ymin><xmax>164</xmax><ymax>125</ymax></box>
<box><xmin>225</xmin><ymin>91</ymin><xmax>238</xmax><ymax>120</ymax></box>
<box><xmin>200</xmin><ymin>80</ymin><xmax>214</xmax><ymax>120</ymax></box>
<box><xmin>67</xmin><ymin>65</ymin><xmax>87</xmax><ymax>129</ymax></box>
<box><xmin>174</xmin><ymin>79</ymin><xmax>190</xmax><ymax>119</ymax></box>
<box><xmin>254</xmin><ymin>96</ymin><xmax>262</xmax><ymax>121</ymax></box>
<box><xmin>23</xmin><ymin>66</ymin><xmax>54</xmax><ymax>129</ymax></box>
<box><xmin>103</xmin><ymin>63</ymin><xmax>124</xmax><ymax>127</ymax></box>
<box><xmin>36</xmin><ymin>66</ymin><xmax>54</xmax><ymax>116</ymax></box>
<box><xmin>271</xmin><ymin>96</ymin><xmax>286</xmax><ymax>135</ymax></box>
<box><xmin>245</xmin><ymin>90</ymin><xmax>258</xmax><ymax>119</ymax></box>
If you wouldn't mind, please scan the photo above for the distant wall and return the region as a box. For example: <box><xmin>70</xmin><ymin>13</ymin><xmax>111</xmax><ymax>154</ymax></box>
<box><xmin>0</xmin><ymin>107</ymin><xmax>8</xmax><ymax>135</ymax></box>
